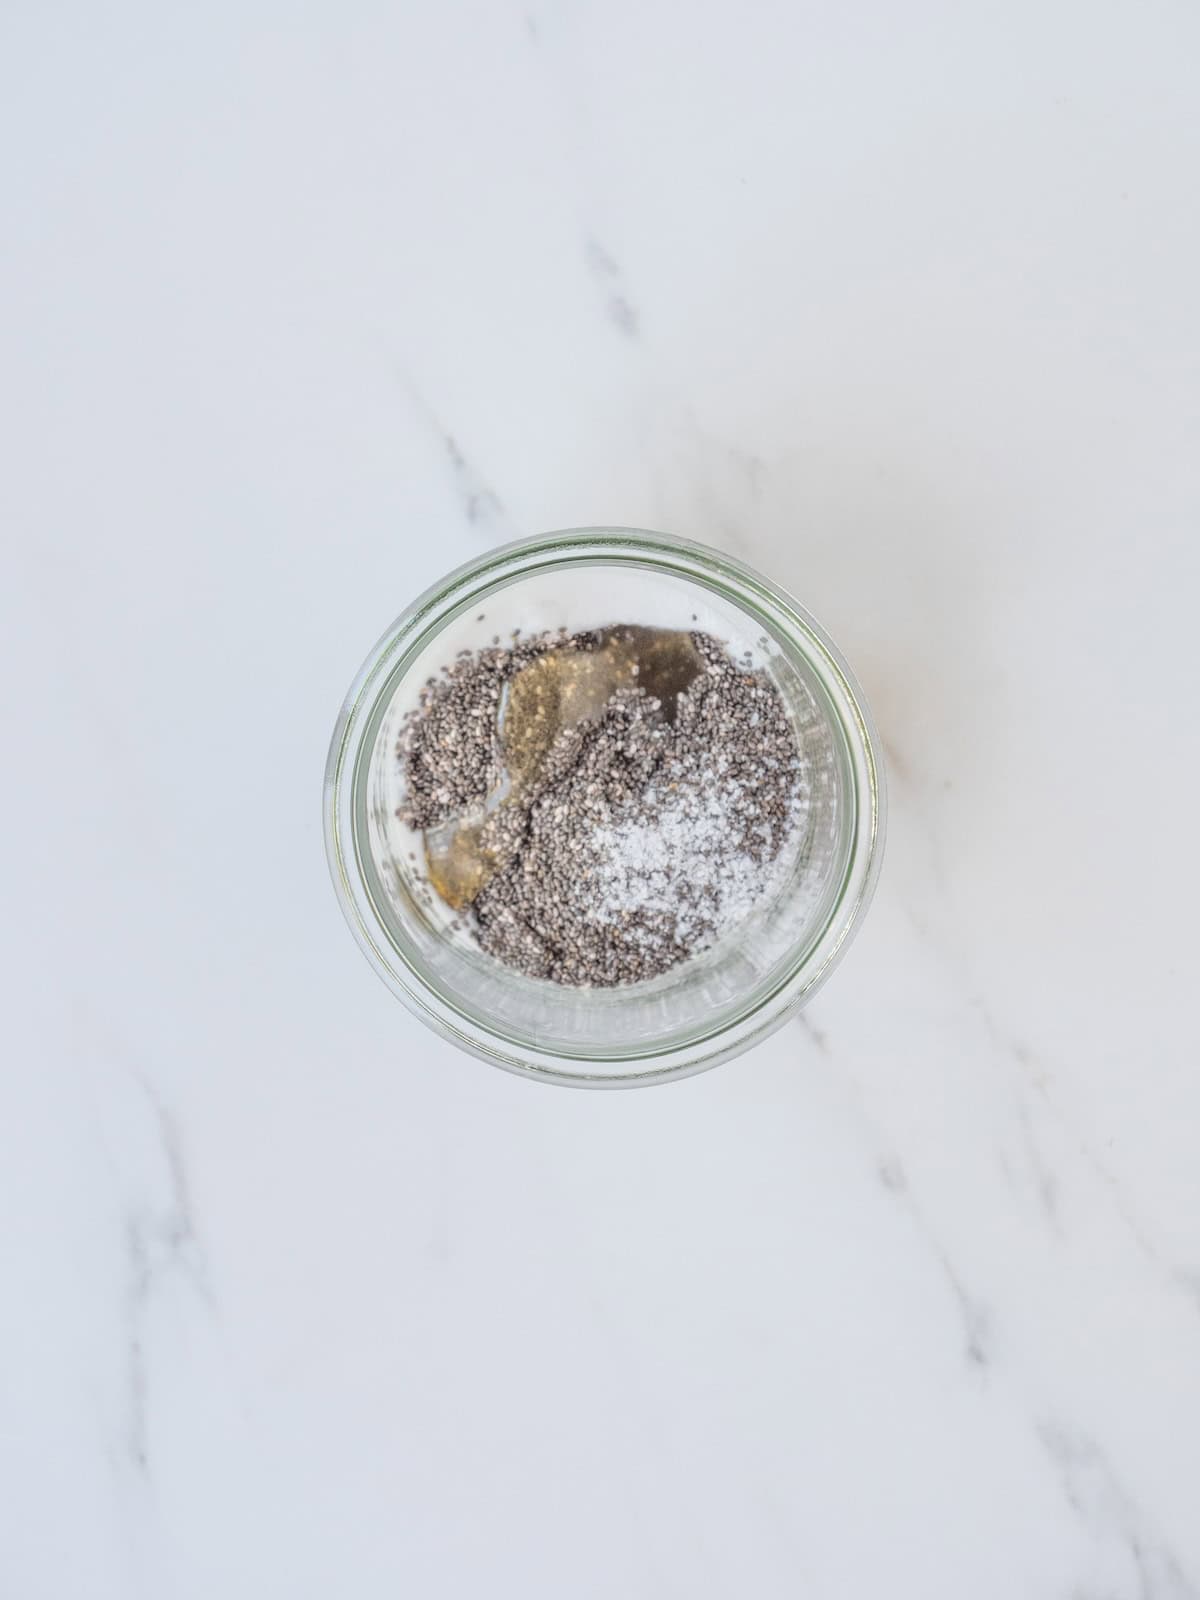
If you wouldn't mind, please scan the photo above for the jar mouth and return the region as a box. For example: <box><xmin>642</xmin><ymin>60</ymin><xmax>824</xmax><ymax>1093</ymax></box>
<box><xmin>325</xmin><ymin>528</ymin><xmax>885</xmax><ymax>1087</ymax></box>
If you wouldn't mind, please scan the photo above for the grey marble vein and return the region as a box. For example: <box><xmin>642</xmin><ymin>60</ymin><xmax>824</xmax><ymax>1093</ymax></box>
<box><xmin>972</xmin><ymin>998</ymin><xmax>1200</xmax><ymax>1301</ymax></box>
<box><xmin>798</xmin><ymin>1017</ymin><xmax>995</xmax><ymax>1370</ymax></box>
<box><xmin>121</xmin><ymin>1074</ymin><xmax>213</xmax><ymax>1474</ymax></box>
<box><xmin>584</xmin><ymin>236</ymin><xmax>641</xmax><ymax>339</ymax></box>
<box><xmin>1014</xmin><ymin>1096</ymin><xmax>1061</xmax><ymax>1226</ymax></box>
<box><xmin>395</xmin><ymin>369</ymin><xmax>512</xmax><ymax>539</ymax></box>
<box><xmin>1038</xmin><ymin>1422</ymin><xmax>1198</xmax><ymax>1600</ymax></box>
<box><xmin>443</xmin><ymin>432</ymin><xmax>507</xmax><ymax>530</ymax></box>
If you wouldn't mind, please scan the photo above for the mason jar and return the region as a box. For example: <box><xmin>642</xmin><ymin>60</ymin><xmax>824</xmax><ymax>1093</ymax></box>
<box><xmin>324</xmin><ymin>527</ymin><xmax>885</xmax><ymax>1087</ymax></box>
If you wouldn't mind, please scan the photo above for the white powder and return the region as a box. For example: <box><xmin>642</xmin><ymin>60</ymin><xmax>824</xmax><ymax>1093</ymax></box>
<box><xmin>583</xmin><ymin>773</ymin><xmax>795</xmax><ymax>954</ymax></box>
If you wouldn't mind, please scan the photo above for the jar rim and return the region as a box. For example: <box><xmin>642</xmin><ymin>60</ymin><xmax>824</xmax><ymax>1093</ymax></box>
<box><xmin>324</xmin><ymin>527</ymin><xmax>886</xmax><ymax>1087</ymax></box>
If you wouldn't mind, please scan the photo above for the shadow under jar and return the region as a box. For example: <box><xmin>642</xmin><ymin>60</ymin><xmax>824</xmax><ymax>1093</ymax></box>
<box><xmin>325</xmin><ymin>527</ymin><xmax>885</xmax><ymax>1087</ymax></box>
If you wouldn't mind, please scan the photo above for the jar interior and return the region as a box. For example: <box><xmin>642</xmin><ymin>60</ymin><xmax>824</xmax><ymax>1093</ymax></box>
<box><xmin>354</xmin><ymin>559</ymin><xmax>855</xmax><ymax>1061</ymax></box>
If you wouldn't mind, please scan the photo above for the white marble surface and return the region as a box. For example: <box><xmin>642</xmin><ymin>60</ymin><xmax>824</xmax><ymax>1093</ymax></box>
<box><xmin>4</xmin><ymin>3</ymin><xmax>1200</xmax><ymax>1595</ymax></box>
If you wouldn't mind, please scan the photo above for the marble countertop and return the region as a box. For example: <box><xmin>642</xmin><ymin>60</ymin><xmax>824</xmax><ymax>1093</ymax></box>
<box><xmin>5</xmin><ymin>4</ymin><xmax>1200</xmax><ymax>1596</ymax></box>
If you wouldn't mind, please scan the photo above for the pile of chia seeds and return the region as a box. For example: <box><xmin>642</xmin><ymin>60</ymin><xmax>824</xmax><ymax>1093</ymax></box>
<box><xmin>399</xmin><ymin>628</ymin><xmax>805</xmax><ymax>987</ymax></box>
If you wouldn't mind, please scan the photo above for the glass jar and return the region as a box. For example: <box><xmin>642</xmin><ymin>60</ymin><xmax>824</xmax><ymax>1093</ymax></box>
<box><xmin>324</xmin><ymin>528</ymin><xmax>885</xmax><ymax>1087</ymax></box>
